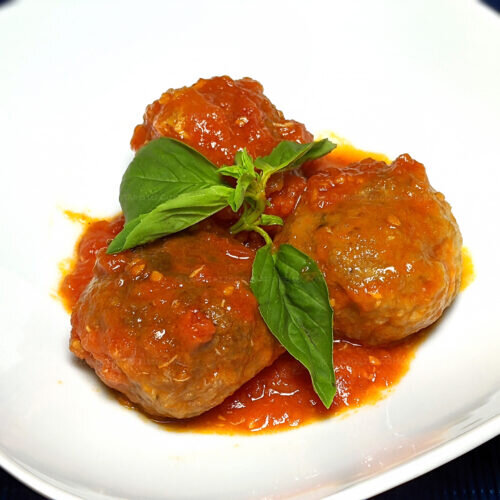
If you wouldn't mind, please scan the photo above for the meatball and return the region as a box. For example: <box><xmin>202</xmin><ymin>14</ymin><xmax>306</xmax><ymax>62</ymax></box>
<box><xmin>70</xmin><ymin>227</ymin><xmax>282</xmax><ymax>418</ymax></box>
<box><xmin>130</xmin><ymin>75</ymin><xmax>313</xmax><ymax>166</ymax></box>
<box><xmin>130</xmin><ymin>75</ymin><xmax>309</xmax><ymax>224</ymax></box>
<box><xmin>275</xmin><ymin>154</ymin><xmax>462</xmax><ymax>345</ymax></box>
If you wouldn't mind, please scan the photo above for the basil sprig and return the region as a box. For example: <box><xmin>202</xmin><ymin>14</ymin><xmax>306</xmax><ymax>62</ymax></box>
<box><xmin>108</xmin><ymin>137</ymin><xmax>337</xmax><ymax>408</ymax></box>
<box><xmin>251</xmin><ymin>244</ymin><xmax>335</xmax><ymax>407</ymax></box>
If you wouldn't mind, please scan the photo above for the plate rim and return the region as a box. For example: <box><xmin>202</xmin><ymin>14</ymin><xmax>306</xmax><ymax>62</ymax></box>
<box><xmin>330</xmin><ymin>413</ymin><xmax>500</xmax><ymax>499</ymax></box>
<box><xmin>1</xmin><ymin>413</ymin><xmax>498</xmax><ymax>500</ymax></box>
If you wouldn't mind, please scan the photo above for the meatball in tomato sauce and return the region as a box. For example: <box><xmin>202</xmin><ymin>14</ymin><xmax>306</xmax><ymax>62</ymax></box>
<box><xmin>70</xmin><ymin>227</ymin><xmax>282</xmax><ymax>418</ymax></box>
<box><xmin>131</xmin><ymin>75</ymin><xmax>313</xmax><ymax>166</ymax></box>
<box><xmin>276</xmin><ymin>154</ymin><xmax>462</xmax><ymax>345</ymax></box>
<box><xmin>131</xmin><ymin>75</ymin><xmax>309</xmax><ymax>223</ymax></box>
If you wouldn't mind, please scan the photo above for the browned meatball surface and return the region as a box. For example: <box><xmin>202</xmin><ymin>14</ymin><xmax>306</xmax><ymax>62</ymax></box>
<box><xmin>275</xmin><ymin>154</ymin><xmax>463</xmax><ymax>345</ymax></box>
<box><xmin>70</xmin><ymin>226</ymin><xmax>282</xmax><ymax>418</ymax></box>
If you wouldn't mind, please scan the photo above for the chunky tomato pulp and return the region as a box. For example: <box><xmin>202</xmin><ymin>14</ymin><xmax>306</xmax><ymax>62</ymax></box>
<box><xmin>59</xmin><ymin>212</ymin><xmax>422</xmax><ymax>434</ymax></box>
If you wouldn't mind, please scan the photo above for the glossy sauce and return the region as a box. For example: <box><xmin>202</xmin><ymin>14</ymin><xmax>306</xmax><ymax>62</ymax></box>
<box><xmin>59</xmin><ymin>138</ymin><xmax>472</xmax><ymax>434</ymax></box>
<box><xmin>59</xmin><ymin>216</ymin><xmax>422</xmax><ymax>432</ymax></box>
<box><xmin>152</xmin><ymin>334</ymin><xmax>424</xmax><ymax>433</ymax></box>
<box><xmin>130</xmin><ymin>76</ymin><xmax>313</xmax><ymax>166</ymax></box>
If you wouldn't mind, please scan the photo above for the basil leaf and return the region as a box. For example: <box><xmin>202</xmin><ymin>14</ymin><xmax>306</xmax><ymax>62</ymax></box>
<box><xmin>255</xmin><ymin>138</ymin><xmax>335</xmax><ymax>174</ymax></box>
<box><xmin>105</xmin><ymin>218</ymin><xmax>142</xmax><ymax>254</ymax></box>
<box><xmin>222</xmin><ymin>149</ymin><xmax>258</xmax><ymax>212</ymax></box>
<box><xmin>250</xmin><ymin>244</ymin><xmax>335</xmax><ymax>408</ymax></box>
<box><xmin>120</xmin><ymin>137</ymin><xmax>225</xmax><ymax>221</ymax></box>
<box><xmin>234</xmin><ymin>148</ymin><xmax>255</xmax><ymax>174</ymax></box>
<box><xmin>228</xmin><ymin>171</ymin><xmax>255</xmax><ymax>212</ymax></box>
<box><xmin>217</xmin><ymin>165</ymin><xmax>242</xmax><ymax>179</ymax></box>
<box><xmin>261</xmin><ymin>214</ymin><xmax>284</xmax><ymax>226</ymax></box>
<box><xmin>107</xmin><ymin>185</ymin><xmax>234</xmax><ymax>253</ymax></box>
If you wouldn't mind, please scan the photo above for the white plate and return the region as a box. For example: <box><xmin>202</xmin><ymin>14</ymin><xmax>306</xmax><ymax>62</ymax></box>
<box><xmin>1</xmin><ymin>0</ymin><xmax>499</xmax><ymax>498</ymax></box>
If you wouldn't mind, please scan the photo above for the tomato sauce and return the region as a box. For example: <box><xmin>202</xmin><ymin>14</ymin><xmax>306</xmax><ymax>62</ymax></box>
<box><xmin>59</xmin><ymin>215</ymin><xmax>423</xmax><ymax>432</ymax></box>
<box><xmin>59</xmin><ymin>214</ymin><xmax>124</xmax><ymax>312</ymax></box>
<box><xmin>58</xmin><ymin>73</ymin><xmax>470</xmax><ymax>433</ymax></box>
<box><xmin>130</xmin><ymin>76</ymin><xmax>313</xmax><ymax>167</ymax></box>
<box><xmin>60</xmin><ymin>136</ymin><xmax>467</xmax><ymax>433</ymax></box>
<box><xmin>460</xmin><ymin>247</ymin><xmax>474</xmax><ymax>291</ymax></box>
<box><xmin>155</xmin><ymin>335</ymin><xmax>423</xmax><ymax>433</ymax></box>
